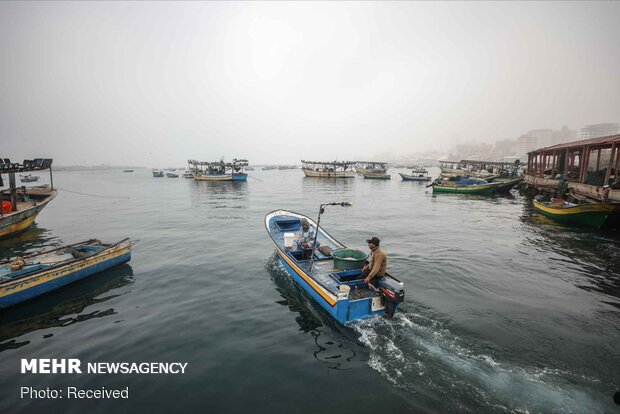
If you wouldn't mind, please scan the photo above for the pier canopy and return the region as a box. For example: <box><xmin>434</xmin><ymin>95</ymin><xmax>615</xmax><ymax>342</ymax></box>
<box><xmin>526</xmin><ymin>134</ymin><xmax>620</xmax><ymax>186</ymax></box>
<box><xmin>0</xmin><ymin>158</ymin><xmax>53</xmax><ymax>174</ymax></box>
<box><xmin>301</xmin><ymin>160</ymin><xmax>357</xmax><ymax>178</ymax></box>
<box><xmin>301</xmin><ymin>160</ymin><xmax>356</xmax><ymax>170</ymax></box>
<box><xmin>0</xmin><ymin>158</ymin><xmax>54</xmax><ymax>190</ymax></box>
<box><xmin>355</xmin><ymin>161</ymin><xmax>388</xmax><ymax>167</ymax></box>
<box><xmin>188</xmin><ymin>159</ymin><xmax>249</xmax><ymax>174</ymax></box>
<box><xmin>459</xmin><ymin>159</ymin><xmax>521</xmax><ymax>175</ymax></box>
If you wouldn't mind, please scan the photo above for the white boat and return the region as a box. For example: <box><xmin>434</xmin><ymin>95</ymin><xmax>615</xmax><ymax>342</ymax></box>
<box><xmin>301</xmin><ymin>160</ymin><xmax>356</xmax><ymax>178</ymax></box>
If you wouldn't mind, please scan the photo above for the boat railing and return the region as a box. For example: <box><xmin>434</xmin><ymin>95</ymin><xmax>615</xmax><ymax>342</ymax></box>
<box><xmin>301</xmin><ymin>160</ymin><xmax>357</xmax><ymax>171</ymax></box>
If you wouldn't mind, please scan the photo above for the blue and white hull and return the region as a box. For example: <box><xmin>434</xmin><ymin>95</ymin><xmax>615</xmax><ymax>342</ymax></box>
<box><xmin>265</xmin><ymin>210</ymin><xmax>403</xmax><ymax>324</ymax></box>
<box><xmin>0</xmin><ymin>239</ymin><xmax>132</xmax><ymax>309</ymax></box>
<box><xmin>194</xmin><ymin>173</ymin><xmax>247</xmax><ymax>182</ymax></box>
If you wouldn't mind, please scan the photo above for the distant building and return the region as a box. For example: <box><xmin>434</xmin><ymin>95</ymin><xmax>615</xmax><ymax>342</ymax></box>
<box><xmin>495</xmin><ymin>139</ymin><xmax>516</xmax><ymax>157</ymax></box>
<box><xmin>452</xmin><ymin>142</ymin><xmax>493</xmax><ymax>160</ymax></box>
<box><xmin>527</xmin><ymin>129</ymin><xmax>554</xmax><ymax>148</ymax></box>
<box><xmin>515</xmin><ymin>126</ymin><xmax>577</xmax><ymax>155</ymax></box>
<box><xmin>552</xmin><ymin>125</ymin><xmax>577</xmax><ymax>145</ymax></box>
<box><xmin>580</xmin><ymin>123</ymin><xmax>620</xmax><ymax>140</ymax></box>
<box><xmin>518</xmin><ymin>134</ymin><xmax>537</xmax><ymax>155</ymax></box>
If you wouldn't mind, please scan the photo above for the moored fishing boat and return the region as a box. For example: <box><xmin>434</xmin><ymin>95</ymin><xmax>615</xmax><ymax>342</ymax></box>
<box><xmin>166</xmin><ymin>172</ymin><xmax>179</xmax><ymax>178</ymax></box>
<box><xmin>399</xmin><ymin>167</ymin><xmax>431</xmax><ymax>182</ymax></box>
<box><xmin>532</xmin><ymin>199</ymin><xmax>616</xmax><ymax>228</ymax></box>
<box><xmin>152</xmin><ymin>169</ymin><xmax>164</xmax><ymax>177</ymax></box>
<box><xmin>431</xmin><ymin>177</ymin><xmax>499</xmax><ymax>195</ymax></box>
<box><xmin>1</xmin><ymin>158</ymin><xmax>56</xmax><ymax>239</ymax></box>
<box><xmin>190</xmin><ymin>159</ymin><xmax>249</xmax><ymax>182</ymax></box>
<box><xmin>355</xmin><ymin>161</ymin><xmax>388</xmax><ymax>175</ymax></box>
<box><xmin>265</xmin><ymin>205</ymin><xmax>405</xmax><ymax>324</ymax></box>
<box><xmin>123</xmin><ymin>169</ymin><xmax>133</xmax><ymax>173</ymax></box>
<box><xmin>301</xmin><ymin>160</ymin><xmax>356</xmax><ymax>178</ymax></box>
<box><xmin>19</xmin><ymin>174</ymin><xmax>40</xmax><ymax>183</ymax></box>
<box><xmin>439</xmin><ymin>161</ymin><xmax>467</xmax><ymax>176</ymax></box>
<box><xmin>493</xmin><ymin>177</ymin><xmax>523</xmax><ymax>193</ymax></box>
<box><xmin>362</xmin><ymin>172</ymin><xmax>391</xmax><ymax>180</ymax></box>
<box><xmin>0</xmin><ymin>239</ymin><xmax>133</xmax><ymax>309</ymax></box>
<box><xmin>182</xmin><ymin>170</ymin><xmax>194</xmax><ymax>178</ymax></box>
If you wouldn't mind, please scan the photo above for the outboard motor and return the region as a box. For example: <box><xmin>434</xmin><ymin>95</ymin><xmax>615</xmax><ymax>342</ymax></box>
<box><xmin>376</xmin><ymin>277</ymin><xmax>405</xmax><ymax>318</ymax></box>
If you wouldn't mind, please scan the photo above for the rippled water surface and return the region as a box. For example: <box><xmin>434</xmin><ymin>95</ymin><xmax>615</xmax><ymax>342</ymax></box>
<box><xmin>0</xmin><ymin>168</ymin><xmax>619</xmax><ymax>413</ymax></box>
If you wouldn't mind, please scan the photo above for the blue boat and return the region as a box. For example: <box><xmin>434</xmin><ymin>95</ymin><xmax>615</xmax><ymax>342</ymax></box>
<box><xmin>265</xmin><ymin>206</ymin><xmax>404</xmax><ymax>324</ymax></box>
<box><xmin>0</xmin><ymin>239</ymin><xmax>132</xmax><ymax>309</ymax></box>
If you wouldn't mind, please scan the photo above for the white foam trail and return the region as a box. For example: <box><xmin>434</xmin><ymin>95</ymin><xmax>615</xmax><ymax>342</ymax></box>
<box><xmin>352</xmin><ymin>311</ymin><xmax>609</xmax><ymax>413</ymax></box>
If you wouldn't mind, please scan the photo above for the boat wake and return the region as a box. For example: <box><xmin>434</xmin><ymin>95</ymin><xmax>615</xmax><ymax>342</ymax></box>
<box><xmin>265</xmin><ymin>253</ymin><xmax>612</xmax><ymax>412</ymax></box>
<box><xmin>351</xmin><ymin>306</ymin><xmax>610</xmax><ymax>413</ymax></box>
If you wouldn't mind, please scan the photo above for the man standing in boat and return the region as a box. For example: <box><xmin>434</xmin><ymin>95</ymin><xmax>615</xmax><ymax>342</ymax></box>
<box><xmin>361</xmin><ymin>236</ymin><xmax>387</xmax><ymax>287</ymax></box>
<box><xmin>296</xmin><ymin>218</ymin><xmax>319</xmax><ymax>259</ymax></box>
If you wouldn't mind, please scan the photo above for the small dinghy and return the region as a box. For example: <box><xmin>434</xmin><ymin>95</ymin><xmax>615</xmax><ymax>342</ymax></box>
<box><xmin>399</xmin><ymin>168</ymin><xmax>431</xmax><ymax>182</ymax></box>
<box><xmin>362</xmin><ymin>172</ymin><xmax>391</xmax><ymax>180</ymax></box>
<box><xmin>265</xmin><ymin>204</ymin><xmax>404</xmax><ymax>324</ymax></box>
<box><xmin>0</xmin><ymin>239</ymin><xmax>132</xmax><ymax>309</ymax></box>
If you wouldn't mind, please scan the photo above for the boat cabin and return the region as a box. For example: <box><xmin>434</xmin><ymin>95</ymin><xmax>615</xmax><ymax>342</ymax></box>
<box><xmin>188</xmin><ymin>159</ymin><xmax>249</xmax><ymax>176</ymax></box>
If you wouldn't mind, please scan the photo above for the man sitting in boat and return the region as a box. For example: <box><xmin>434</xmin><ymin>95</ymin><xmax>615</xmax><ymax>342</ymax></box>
<box><xmin>360</xmin><ymin>236</ymin><xmax>387</xmax><ymax>287</ymax></box>
<box><xmin>296</xmin><ymin>218</ymin><xmax>320</xmax><ymax>259</ymax></box>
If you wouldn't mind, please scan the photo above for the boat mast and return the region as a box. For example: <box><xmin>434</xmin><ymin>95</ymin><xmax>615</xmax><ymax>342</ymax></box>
<box><xmin>309</xmin><ymin>202</ymin><xmax>352</xmax><ymax>271</ymax></box>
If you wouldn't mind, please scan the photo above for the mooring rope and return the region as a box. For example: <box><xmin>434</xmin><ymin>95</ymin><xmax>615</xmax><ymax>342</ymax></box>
<box><xmin>56</xmin><ymin>187</ymin><xmax>131</xmax><ymax>200</ymax></box>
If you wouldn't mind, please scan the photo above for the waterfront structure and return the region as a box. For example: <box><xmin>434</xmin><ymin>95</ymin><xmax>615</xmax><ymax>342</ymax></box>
<box><xmin>190</xmin><ymin>159</ymin><xmax>249</xmax><ymax>181</ymax></box>
<box><xmin>524</xmin><ymin>134</ymin><xmax>620</xmax><ymax>203</ymax></box>
<box><xmin>0</xmin><ymin>239</ymin><xmax>132</xmax><ymax>309</ymax></box>
<box><xmin>301</xmin><ymin>160</ymin><xmax>356</xmax><ymax>178</ymax></box>
<box><xmin>458</xmin><ymin>159</ymin><xmax>523</xmax><ymax>180</ymax></box>
<box><xmin>0</xmin><ymin>158</ymin><xmax>57</xmax><ymax>239</ymax></box>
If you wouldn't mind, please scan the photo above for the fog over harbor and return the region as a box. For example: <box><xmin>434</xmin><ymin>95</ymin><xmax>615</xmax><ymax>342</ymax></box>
<box><xmin>1</xmin><ymin>2</ymin><xmax>619</xmax><ymax>166</ymax></box>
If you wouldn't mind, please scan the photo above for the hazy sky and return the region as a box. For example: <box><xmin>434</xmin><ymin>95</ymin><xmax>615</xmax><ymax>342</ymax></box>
<box><xmin>1</xmin><ymin>1</ymin><xmax>619</xmax><ymax>166</ymax></box>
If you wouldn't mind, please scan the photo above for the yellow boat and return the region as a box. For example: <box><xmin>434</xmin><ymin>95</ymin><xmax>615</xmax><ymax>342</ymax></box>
<box><xmin>1</xmin><ymin>158</ymin><xmax>56</xmax><ymax>238</ymax></box>
<box><xmin>532</xmin><ymin>199</ymin><xmax>617</xmax><ymax>228</ymax></box>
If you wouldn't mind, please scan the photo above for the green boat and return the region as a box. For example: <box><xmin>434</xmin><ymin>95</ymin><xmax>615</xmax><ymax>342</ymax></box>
<box><xmin>432</xmin><ymin>177</ymin><xmax>499</xmax><ymax>195</ymax></box>
<box><xmin>532</xmin><ymin>199</ymin><xmax>617</xmax><ymax>228</ymax></box>
<box><xmin>433</xmin><ymin>183</ymin><xmax>497</xmax><ymax>195</ymax></box>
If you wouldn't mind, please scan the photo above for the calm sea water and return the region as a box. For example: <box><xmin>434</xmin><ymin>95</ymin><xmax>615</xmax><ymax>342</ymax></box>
<box><xmin>0</xmin><ymin>168</ymin><xmax>619</xmax><ymax>414</ymax></box>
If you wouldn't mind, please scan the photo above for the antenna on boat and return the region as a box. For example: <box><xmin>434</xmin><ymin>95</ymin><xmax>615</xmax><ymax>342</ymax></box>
<box><xmin>309</xmin><ymin>202</ymin><xmax>352</xmax><ymax>272</ymax></box>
